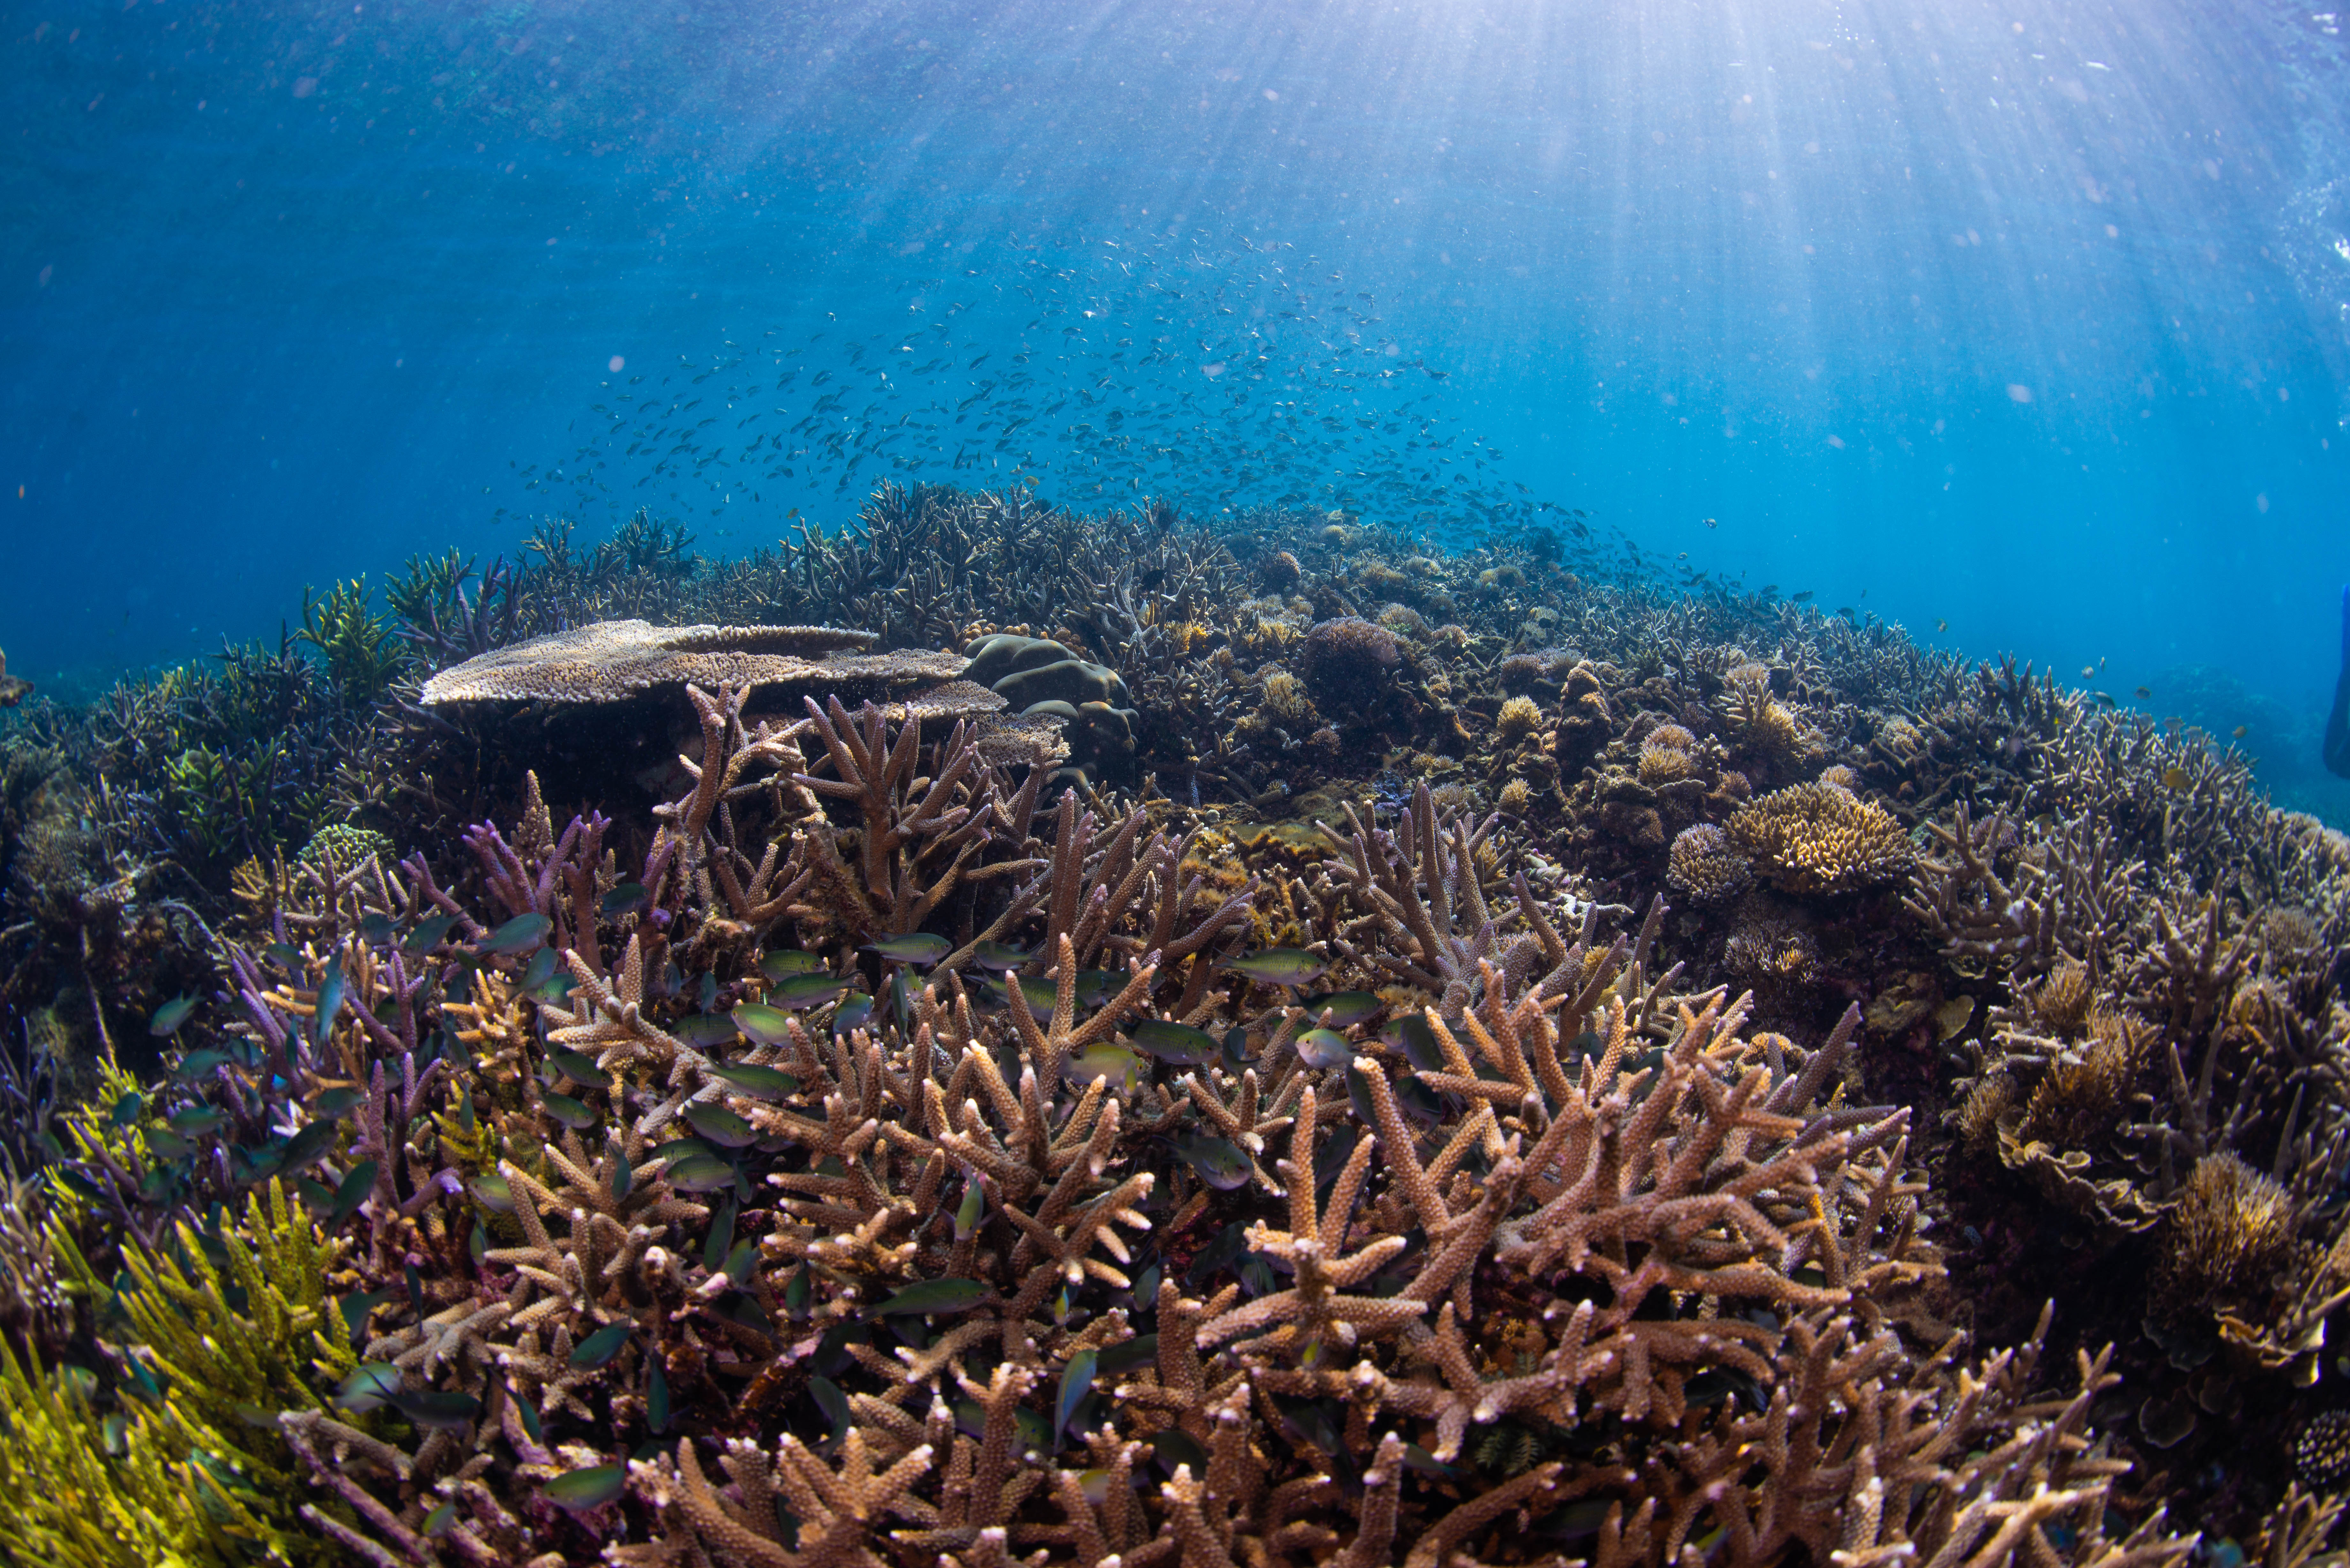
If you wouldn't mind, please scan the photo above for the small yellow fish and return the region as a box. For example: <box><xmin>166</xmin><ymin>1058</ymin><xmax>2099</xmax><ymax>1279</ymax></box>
<box><xmin>2080</xmin><ymin>665</ymin><xmax>2096</xmax><ymax>679</ymax></box>
<box><xmin>1934</xmin><ymin>618</ymin><xmax>1948</xmax><ymax>633</ymax></box>
<box><xmin>2163</xmin><ymin>765</ymin><xmax>2190</xmax><ymax>792</ymax></box>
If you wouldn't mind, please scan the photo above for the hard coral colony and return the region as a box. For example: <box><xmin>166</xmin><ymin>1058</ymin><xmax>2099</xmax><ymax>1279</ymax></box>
<box><xmin>0</xmin><ymin>480</ymin><xmax>2344</xmax><ymax>1566</ymax></box>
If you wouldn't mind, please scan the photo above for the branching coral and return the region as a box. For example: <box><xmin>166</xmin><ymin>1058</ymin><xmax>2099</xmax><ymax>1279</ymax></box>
<box><xmin>1728</xmin><ymin>780</ymin><xmax>1914</xmax><ymax>896</ymax></box>
<box><xmin>10</xmin><ymin>478</ymin><xmax>2329</xmax><ymax>1559</ymax></box>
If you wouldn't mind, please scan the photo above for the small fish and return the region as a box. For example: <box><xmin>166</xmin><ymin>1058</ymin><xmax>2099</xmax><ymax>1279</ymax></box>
<box><xmin>1151</xmin><ymin>1428</ymin><xmax>1209</xmax><ymax>1475</ymax></box>
<box><xmin>660</xmin><ymin>1154</ymin><xmax>737</xmax><ymax>1192</ymax></box>
<box><xmin>311</xmin><ymin>1086</ymin><xmax>365</xmax><ymax>1119</ymax></box>
<box><xmin>758</xmin><ymin>950</ymin><xmax>826</xmax><ymax>980</ymax></box>
<box><xmin>682</xmin><ymin>1101</ymin><xmax>760</xmax><ymax>1149</ymax></box>
<box><xmin>266</xmin><ymin>940</ymin><xmax>306</xmax><ymax>970</ymax></box>
<box><xmin>731</xmin><ymin>1002</ymin><xmax>795</xmax><ymax>1044</ymax></box>
<box><xmin>953</xmin><ymin>1399</ymin><xmax>1053</xmax><ymax>1453</ymax></box>
<box><xmin>970</xmin><ymin>941</ymin><xmax>1032</xmax><ymax>969</ymax></box>
<box><xmin>674</xmin><ymin>1014</ymin><xmax>739</xmax><ymax>1049</ymax></box>
<box><xmin>647</xmin><ymin>1358</ymin><xmax>671</xmax><ymax>1433</ymax></box>
<box><xmin>335</xmin><ymin>1362</ymin><xmax>404</xmax><ymax>1413</ymax></box>
<box><xmin>360</xmin><ymin>912</ymin><xmax>398</xmax><ymax>945</ymax></box>
<box><xmin>705</xmin><ymin>1062</ymin><xmax>799</xmax><ymax>1098</ymax></box>
<box><xmin>1934</xmin><ymin>618</ymin><xmax>1949</xmax><ymax>633</ymax></box>
<box><xmin>768</xmin><ymin>971</ymin><xmax>852</xmax><ymax>1009</ymax></box>
<box><xmin>878</xmin><ymin>1278</ymin><xmax>990</xmax><ymax>1315</ymax></box>
<box><xmin>1302</xmin><ymin>991</ymin><xmax>1381</xmax><ymax>1029</ymax></box>
<box><xmin>2135</xmin><ymin>686</ymin><xmax>2153</xmax><ymax>700</ymax></box>
<box><xmin>1790</xmin><ymin>590</ymin><xmax>1815</xmax><ymax>603</ymax></box>
<box><xmin>1224</xmin><ymin>949</ymin><xmax>1328</xmax><ymax>986</ymax></box>
<box><xmin>1060</xmin><ymin>1043</ymin><xmax>1145</xmax><ymax>1094</ymax></box>
<box><xmin>1163</xmin><ymin>1133</ymin><xmax>1252</xmax><ymax>1190</ymax></box>
<box><xmin>1127</xmin><ymin>1018</ymin><xmax>1221</xmax><ymax>1065</ymax></box>
<box><xmin>2233</xmin><ymin>725</ymin><xmax>2248</xmax><ymax>739</ymax></box>
<box><xmin>313</xmin><ymin>960</ymin><xmax>346</xmax><ymax>1046</ymax></box>
<box><xmin>809</xmin><ymin>1374</ymin><xmax>854</xmax><ymax>1433</ymax></box>
<box><xmin>864</xmin><ymin>932</ymin><xmax>951</xmax><ymax>966</ymax></box>
<box><xmin>570</xmin><ymin>1322</ymin><xmax>631</xmax><ymax>1368</ymax></box>
<box><xmin>545</xmin><ymin>1048</ymin><xmax>611</xmax><ymax>1089</ymax></box>
<box><xmin>167</xmin><ymin>1106</ymin><xmax>228</xmax><ymax>1135</ymax></box>
<box><xmin>385</xmin><ymin>1388</ymin><xmax>482</xmax><ymax>1431</ymax></box>
<box><xmin>2163</xmin><ymin>765</ymin><xmax>2190</xmax><ymax>792</ymax></box>
<box><xmin>1057</xmin><ymin>1347</ymin><xmax>1098</xmax><ymax>1447</ymax></box>
<box><xmin>541</xmin><ymin>1091</ymin><xmax>598</xmax><ymax>1131</ymax></box>
<box><xmin>1294</xmin><ymin>1029</ymin><xmax>1354</xmax><ymax>1070</ymax></box>
<box><xmin>830</xmin><ymin>992</ymin><xmax>875</xmax><ymax>1034</ymax></box>
<box><xmin>975</xmin><ymin>974</ymin><xmax>1062</xmax><ymax>1013</ymax></box>
<box><xmin>148</xmin><ymin>996</ymin><xmax>197</xmax><ymax>1037</ymax></box>
<box><xmin>1074</xmin><ymin>970</ymin><xmax>1118</xmax><ymax>1007</ymax></box>
<box><xmin>954</xmin><ymin>1180</ymin><xmax>985</xmax><ymax>1239</ymax></box>
<box><xmin>478</xmin><ymin>913</ymin><xmax>553</xmax><ymax>956</ymax></box>
<box><xmin>599</xmin><ymin>882</ymin><xmax>649</xmax><ymax>916</ymax></box>
<box><xmin>1379</xmin><ymin>1014</ymin><xmax>1444</xmax><ymax>1073</ymax></box>
<box><xmin>1096</xmin><ymin>1333</ymin><xmax>1158</xmax><ymax>1378</ymax></box>
<box><xmin>403</xmin><ymin>915</ymin><xmax>457</xmax><ymax>954</ymax></box>
<box><xmin>543</xmin><ymin>1466</ymin><xmax>626</xmax><ymax>1512</ymax></box>
<box><xmin>472</xmin><ymin>1172</ymin><xmax>516</xmax><ymax>1213</ymax></box>
<box><xmin>520</xmin><ymin>946</ymin><xmax>563</xmax><ymax>993</ymax></box>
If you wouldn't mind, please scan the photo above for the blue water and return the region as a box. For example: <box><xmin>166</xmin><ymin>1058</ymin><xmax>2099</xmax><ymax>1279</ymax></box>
<box><xmin>7</xmin><ymin>0</ymin><xmax>2350</xmax><ymax>818</ymax></box>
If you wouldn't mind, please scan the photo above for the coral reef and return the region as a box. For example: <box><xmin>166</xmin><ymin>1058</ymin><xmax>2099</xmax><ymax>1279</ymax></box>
<box><xmin>3</xmin><ymin>479</ymin><xmax>2349</xmax><ymax>1562</ymax></box>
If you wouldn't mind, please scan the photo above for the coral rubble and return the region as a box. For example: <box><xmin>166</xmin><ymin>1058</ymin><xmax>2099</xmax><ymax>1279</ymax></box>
<box><xmin>1</xmin><ymin>481</ymin><xmax>2346</xmax><ymax>1564</ymax></box>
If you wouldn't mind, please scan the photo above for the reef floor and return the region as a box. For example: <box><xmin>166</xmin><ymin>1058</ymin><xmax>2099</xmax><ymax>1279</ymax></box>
<box><xmin>0</xmin><ymin>483</ymin><xmax>2344</xmax><ymax>1565</ymax></box>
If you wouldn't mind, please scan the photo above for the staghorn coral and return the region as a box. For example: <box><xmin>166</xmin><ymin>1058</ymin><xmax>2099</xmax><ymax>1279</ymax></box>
<box><xmin>1727</xmin><ymin>779</ymin><xmax>1914</xmax><ymax>896</ymax></box>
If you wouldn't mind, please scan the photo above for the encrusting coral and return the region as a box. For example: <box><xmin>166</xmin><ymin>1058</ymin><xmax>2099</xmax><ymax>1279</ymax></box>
<box><xmin>6</xmin><ymin>479</ymin><xmax>2350</xmax><ymax>1561</ymax></box>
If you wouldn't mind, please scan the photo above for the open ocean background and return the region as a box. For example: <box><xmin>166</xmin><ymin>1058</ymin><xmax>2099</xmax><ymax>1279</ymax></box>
<box><xmin>5</xmin><ymin>0</ymin><xmax>2348</xmax><ymax>825</ymax></box>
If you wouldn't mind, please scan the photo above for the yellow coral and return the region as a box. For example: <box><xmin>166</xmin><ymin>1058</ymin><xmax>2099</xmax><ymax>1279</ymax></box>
<box><xmin>1496</xmin><ymin>696</ymin><xmax>1543</xmax><ymax>743</ymax></box>
<box><xmin>2152</xmin><ymin>1152</ymin><xmax>2301</xmax><ymax>1325</ymax></box>
<box><xmin>1726</xmin><ymin>781</ymin><xmax>1914</xmax><ymax>896</ymax></box>
<box><xmin>0</xmin><ymin>1333</ymin><xmax>284</xmax><ymax>1567</ymax></box>
<box><xmin>1638</xmin><ymin>743</ymin><xmax>1695</xmax><ymax>786</ymax></box>
<box><xmin>1261</xmin><ymin>671</ymin><xmax>1315</xmax><ymax>724</ymax></box>
<box><xmin>1498</xmin><ymin>778</ymin><xmax>1533</xmax><ymax>813</ymax></box>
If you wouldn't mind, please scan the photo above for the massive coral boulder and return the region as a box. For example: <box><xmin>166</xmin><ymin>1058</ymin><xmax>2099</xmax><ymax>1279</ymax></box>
<box><xmin>961</xmin><ymin>632</ymin><xmax>1134</xmax><ymax>710</ymax></box>
<box><xmin>961</xmin><ymin>633</ymin><xmax>1140</xmax><ymax>785</ymax></box>
<box><xmin>0</xmin><ymin>648</ymin><xmax>28</xmax><ymax>708</ymax></box>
